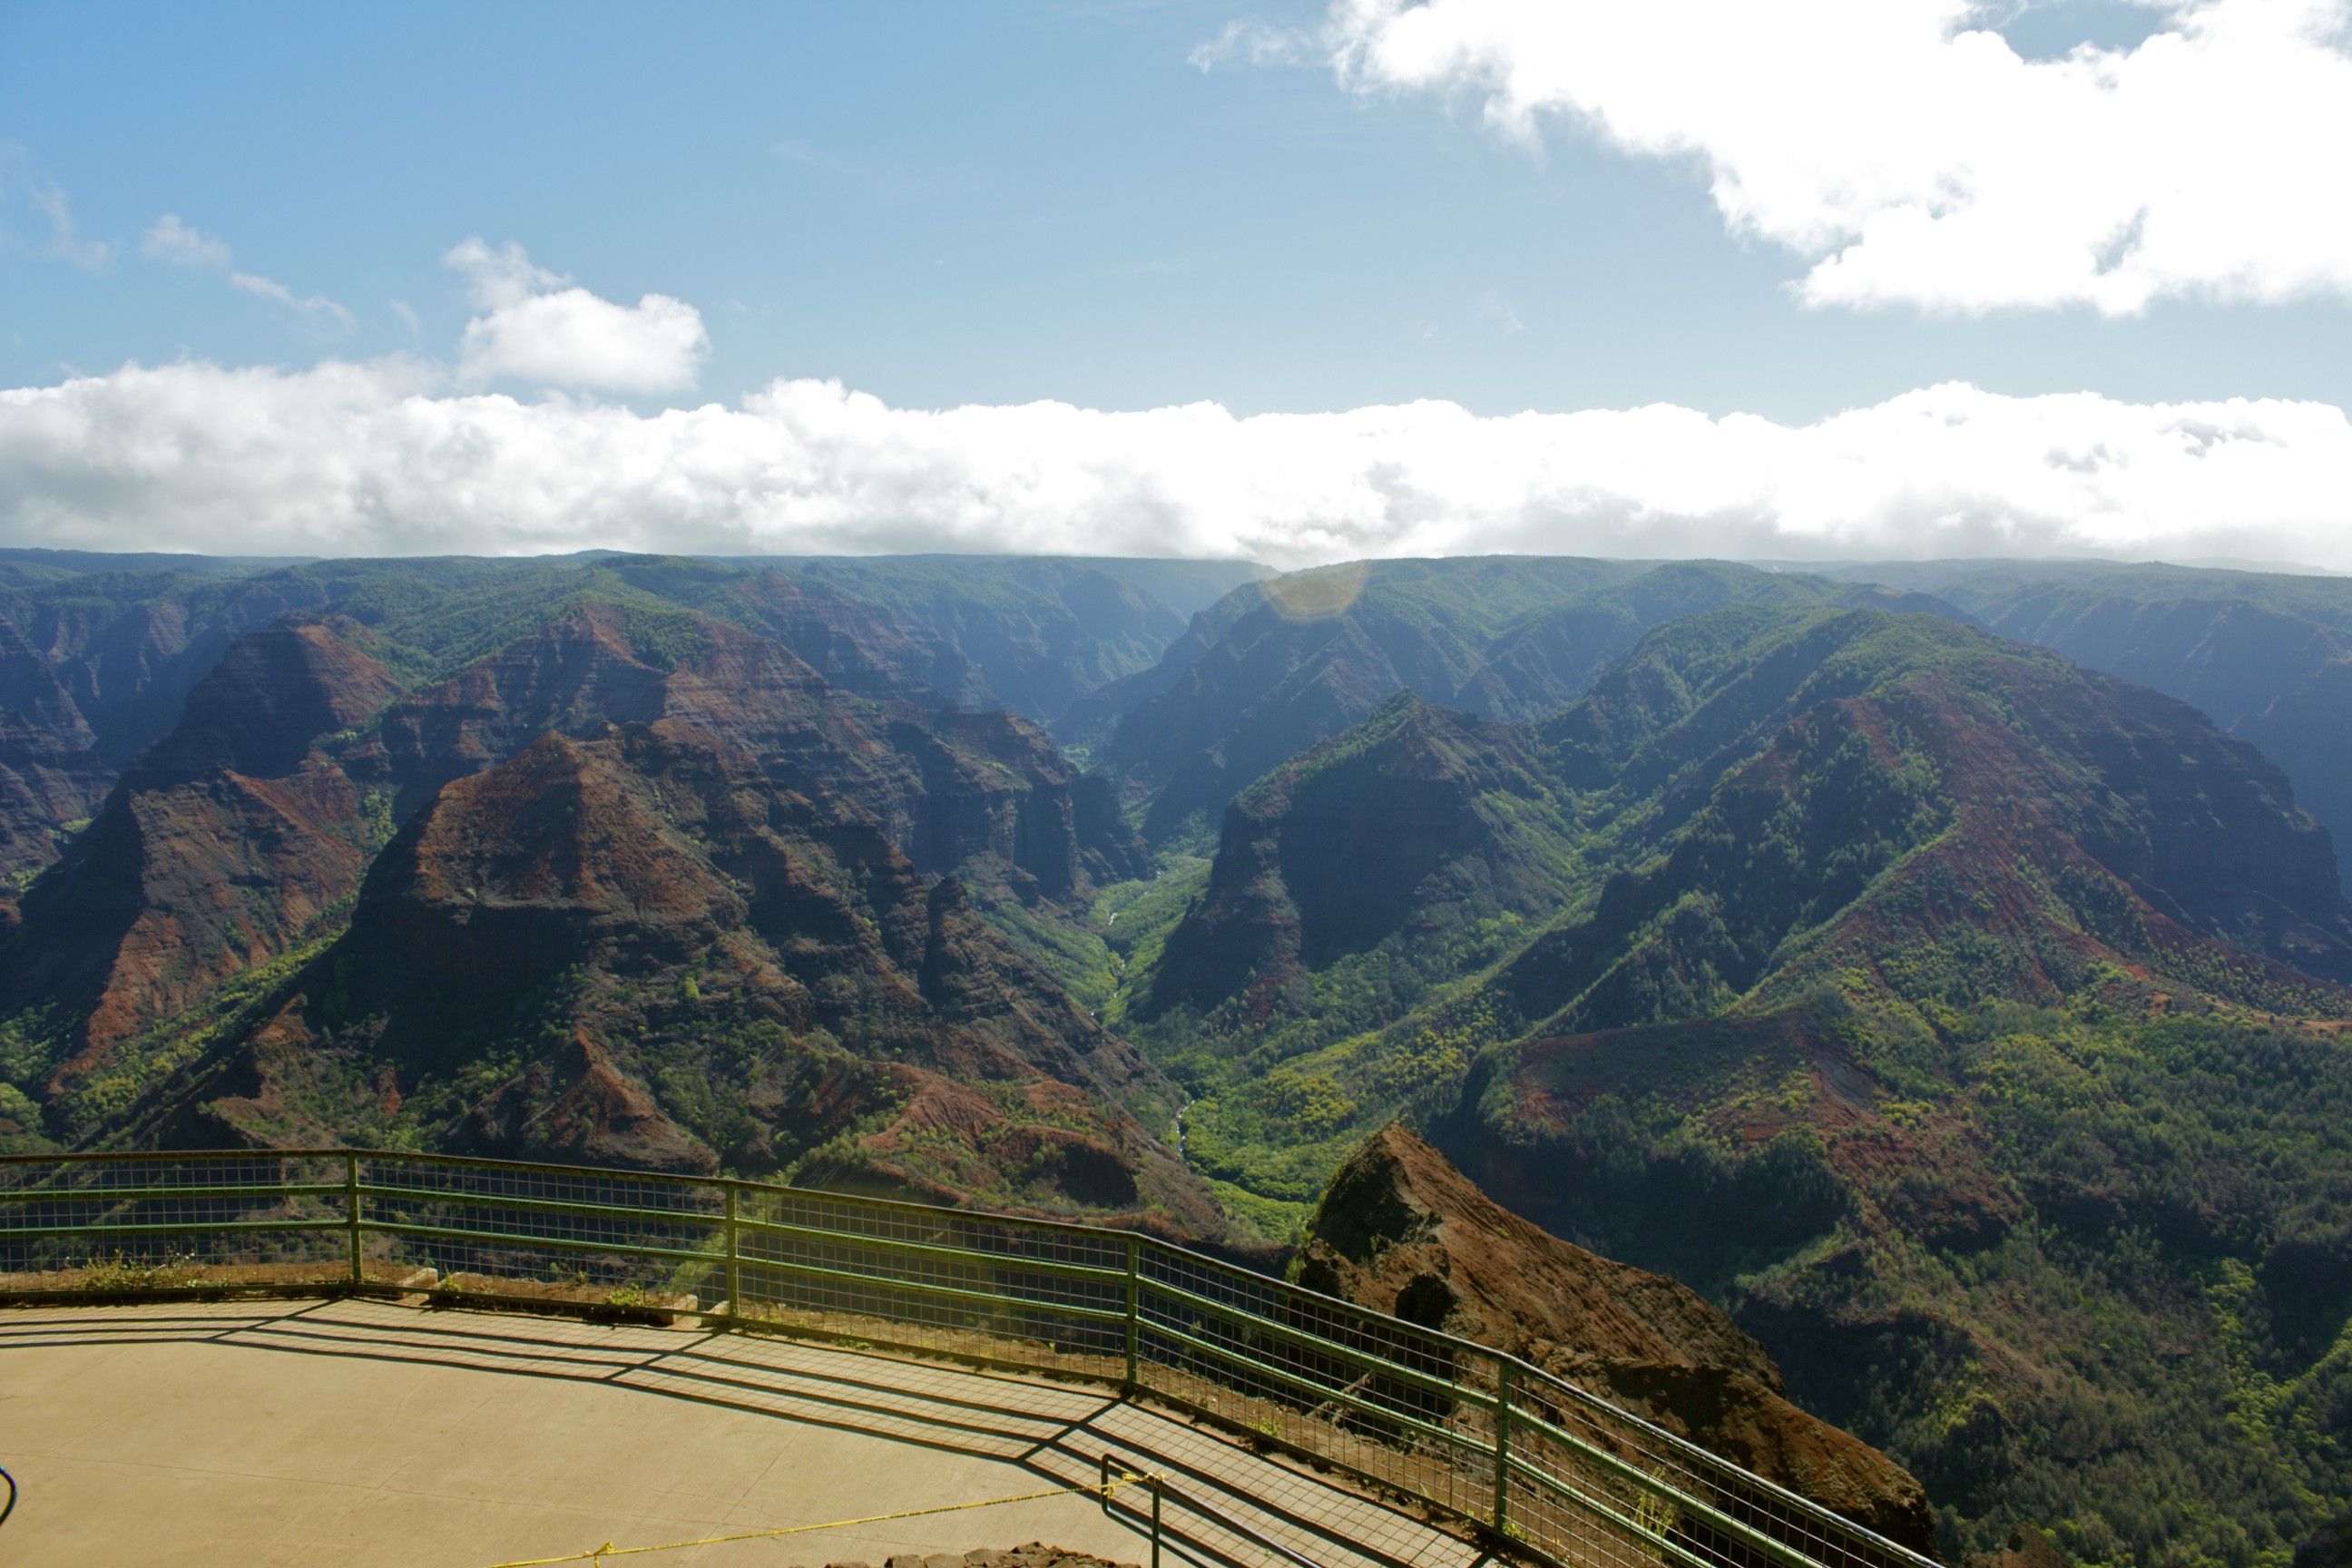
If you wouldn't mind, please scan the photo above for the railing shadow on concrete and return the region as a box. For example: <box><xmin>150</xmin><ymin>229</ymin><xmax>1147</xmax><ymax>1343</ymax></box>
<box><xmin>0</xmin><ymin>1295</ymin><xmax>1455</xmax><ymax>1568</ymax></box>
<box><xmin>0</xmin><ymin>1148</ymin><xmax>1939</xmax><ymax>1568</ymax></box>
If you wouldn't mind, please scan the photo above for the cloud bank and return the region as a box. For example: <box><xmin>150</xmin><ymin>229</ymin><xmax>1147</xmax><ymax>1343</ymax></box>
<box><xmin>446</xmin><ymin>239</ymin><xmax>708</xmax><ymax>393</ymax></box>
<box><xmin>2</xmin><ymin>358</ymin><xmax>2347</xmax><ymax>570</ymax></box>
<box><xmin>1312</xmin><ymin>0</ymin><xmax>2352</xmax><ymax>314</ymax></box>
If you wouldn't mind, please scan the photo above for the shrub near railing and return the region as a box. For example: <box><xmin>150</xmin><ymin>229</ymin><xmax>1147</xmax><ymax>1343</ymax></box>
<box><xmin>0</xmin><ymin>1149</ymin><xmax>1936</xmax><ymax>1568</ymax></box>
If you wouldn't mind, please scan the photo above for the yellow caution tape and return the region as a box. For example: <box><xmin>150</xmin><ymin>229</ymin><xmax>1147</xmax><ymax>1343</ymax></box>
<box><xmin>478</xmin><ymin>1471</ymin><xmax>1160</xmax><ymax>1568</ymax></box>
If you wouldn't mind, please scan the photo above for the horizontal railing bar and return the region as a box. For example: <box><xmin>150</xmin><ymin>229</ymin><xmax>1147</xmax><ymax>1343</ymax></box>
<box><xmin>733</xmin><ymin>1214</ymin><xmax>1130</xmax><ymax>1287</ymax></box>
<box><xmin>0</xmin><ymin>1146</ymin><xmax>1150</xmax><ymax>1247</ymax></box>
<box><xmin>0</xmin><ymin>1218</ymin><xmax>347</xmax><ymax>1240</ymax></box>
<box><xmin>745</xmin><ymin>1198</ymin><xmax>1132</xmax><ymax>1248</ymax></box>
<box><xmin>0</xmin><ymin>1147</ymin><xmax>1200</xmax><ymax>1285</ymax></box>
<box><xmin>0</xmin><ymin>1149</ymin><xmax>337</xmax><ymax>1165</ymax></box>
<box><xmin>0</xmin><ymin>1182</ymin><xmax>348</xmax><ymax>1207</ymax></box>
<box><xmin>359</xmin><ymin>1219</ymin><xmax>719</xmax><ymax>1265</ymax></box>
<box><xmin>363</xmin><ymin>1149</ymin><xmax>1133</xmax><ymax>1243</ymax></box>
<box><xmin>735</xmin><ymin>1186</ymin><xmax>1142</xmax><ymax>1244</ymax></box>
<box><xmin>734</xmin><ymin>1255</ymin><xmax>1130</xmax><ymax>1325</ymax></box>
<box><xmin>359</xmin><ymin>1183</ymin><xmax>720</xmax><ymax>1230</ymax></box>
<box><xmin>1142</xmin><ymin>1275</ymin><xmax>1497</xmax><ymax>1412</ymax></box>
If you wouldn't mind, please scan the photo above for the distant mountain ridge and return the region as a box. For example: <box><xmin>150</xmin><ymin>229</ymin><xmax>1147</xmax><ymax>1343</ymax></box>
<box><xmin>0</xmin><ymin>551</ymin><xmax>1249</xmax><ymax>893</ymax></box>
<box><xmin>1822</xmin><ymin>559</ymin><xmax>2352</xmax><ymax>891</ymax></box>
<box><xmin>1073</xmin><ymin>558</ymin><xmax>1968</xmax><ymax>841</ymax></box>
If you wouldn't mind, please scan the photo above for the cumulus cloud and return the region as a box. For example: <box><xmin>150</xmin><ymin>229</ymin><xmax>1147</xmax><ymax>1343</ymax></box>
<box><xmin>139</xmin><ymin>213</ymin><xmax>354</xmax><ymax>334</ymax></box>
<box><xmin>1</xmin><ymin>358</ymin><xmax>2347</xmax><ymax>570</ymax></box>
<box><xmin>1317</xmin><ymin>0</ymin><xmax>2352</xmax><ymax>314</ymax></box>
<box><xmin>446</xmin><ymin>238</ymin><xmax>709</xmax><ymax>393</ymax></box>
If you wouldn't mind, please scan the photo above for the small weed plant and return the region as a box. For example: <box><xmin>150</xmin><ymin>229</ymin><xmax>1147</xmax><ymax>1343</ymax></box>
<box><xmin>81</xmin><ymin>1250</ymin><xmax>197</xmax><ymax>1291</ymax></box>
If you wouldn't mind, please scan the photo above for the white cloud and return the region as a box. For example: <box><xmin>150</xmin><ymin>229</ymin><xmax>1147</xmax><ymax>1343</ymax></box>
<box><xmin>141</xmin><ymin>214</ymin><xmax>232</xmax><ymax>270</ymax></box>
<box><xmin>228</xmin><ymin>270</ymin><xmax>358</xmax><ymax>334</ymax></box>
<box><xmin>138</xmin><ymin>213</ymin><xmax>352</xmax><ymax>335</ymax></box>
<box><xmin>1477</xmin><ymin>289</ymin><xmax>1525</xmax><ymax>332</ymax></box>
<box><xmin>0</xmin><ymin>148</ymin><xmax>112</xmax><ymax>270</ymax></box>
<box><xmin>1318</xmin><ymin>0</ymin><xmax>2352</xmax><ymax>314</ymax></box>
<box><xmin>2</xmin><ymin>358</ymin><xmax>2347</xmax><ymax>571</ymax></box>
<box><xmin>1190</xmin><ymin>18</ymin><xmax>1315</xmax><ymax>70</ymax></box>
<box><xmin>444</xmin><ymin>237</ymin><xmax>567</xmax><ymax>310</ymax></box>
<box><xmin>26</xmin><ymin>184</ymin><xmax>111</xmax><ymax>269</ymax></box>
<box><xmin>445</xmin><ymin>238</ymin><xmax>708</xmax><ymax>393</ymax></box>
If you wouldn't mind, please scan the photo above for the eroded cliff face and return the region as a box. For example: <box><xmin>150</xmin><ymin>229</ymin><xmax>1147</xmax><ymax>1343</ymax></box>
<box><xmin>5</xmin><ymin>621</ymin><xmax>399</xmax><ymax>1095</ymax></box>
<box><xmin>1294</xmin><ymin>1125</ymin><xmax>1939</xmax><ymax>1554</ymax></box>
<box><xmin>5</xmin><ymin>603</ymin><xmax>1150</xmax><ymax>1073</ymax></box>
<box><xmin>0</xmin><ymin>567</ymin><xmax>363</xmax><ymax>890</ymax></box>
<box><xmin>0</xmin><ymin>585</ymin><xmax>1187</xmax><ymax>1235</ymax></box>
<box><xmin>132</xmin><ymin>721</ymin><xmax>1219</xmax><ymax>1230</ymax></box>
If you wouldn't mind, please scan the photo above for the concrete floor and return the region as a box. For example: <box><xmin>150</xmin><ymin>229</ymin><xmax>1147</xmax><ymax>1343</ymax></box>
<box><xmin>0</xmin><ymin>1298</ymin><xmax>1485</xmax><ymax>1568</ymax></box>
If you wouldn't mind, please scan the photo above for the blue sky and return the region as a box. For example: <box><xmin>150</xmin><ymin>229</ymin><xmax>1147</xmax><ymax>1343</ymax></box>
<box><xmin>3</xmin><ymin>0</ymin><xmax>2350</xmax><ymax>567</ymax></box>
<box><xmin>9</xmin><ymin>0</ymin><xmax>2348</xmax><ymax>420</ymax></box>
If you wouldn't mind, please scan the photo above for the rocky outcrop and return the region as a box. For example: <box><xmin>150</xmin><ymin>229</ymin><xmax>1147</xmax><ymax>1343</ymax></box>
<box><xmin>1295</xmin><ymin>1125</ymin><xmax>1938</xmax><ymax>1553</ymax></box>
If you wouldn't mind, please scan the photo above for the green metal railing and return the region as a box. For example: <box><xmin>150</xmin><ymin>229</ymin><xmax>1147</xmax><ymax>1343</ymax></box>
<box><xmin>0</xmin><ymin>1150</ymin><xmax>1936</xmax><ymax>1568</ymax></box>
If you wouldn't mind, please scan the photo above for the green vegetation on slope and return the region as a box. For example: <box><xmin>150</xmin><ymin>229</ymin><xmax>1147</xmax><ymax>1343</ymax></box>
<box><xmin>1711</xmin><ymin>1008</ymin><xmax>2352</xmax><ymax>1566</ymax></box>
<box><xmin>1090</xmin><ymin>605</ymin><xmax>2352</xmax><ymax>1564</ymax></box>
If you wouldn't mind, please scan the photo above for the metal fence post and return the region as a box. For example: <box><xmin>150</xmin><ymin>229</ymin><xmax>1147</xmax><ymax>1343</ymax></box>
<box><xmin>1122</xmin><ymin>1234</ymin><xmax>1141</xmax><ymax>1390</ymax></box>
<box><xmin>724</xmin><ymin>1184</ymin><xmax>741</xmax><ymax>1318</ymax></box>
<box><xmin>1492</xmin><ymin>1357</ymin><xmax>1513</xmax><ymax>1535</ymax></box>
<box><xmin>344</xmin><ymin>1152</ymin><xmax>362</xmax><ymax>1289</ymax></box>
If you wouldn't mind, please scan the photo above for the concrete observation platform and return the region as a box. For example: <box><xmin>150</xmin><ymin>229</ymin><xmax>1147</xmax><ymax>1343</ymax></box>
<box><xmin>0</xmin><ymin>1298</ymin><xmax>1490</xmax><ymax>1568</ymax></box>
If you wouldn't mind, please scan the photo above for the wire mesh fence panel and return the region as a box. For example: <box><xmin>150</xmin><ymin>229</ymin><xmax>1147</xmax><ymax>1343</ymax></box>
<box><xmin>1132</xmin><ymin>1240</ymin><xmax>1501</xmax><ymax>1529</ymax></box>
<box><xmin>1504</xmin><ymin>1364</ymin><xmax>1926</xmax><ymax>1568</ymax></box>
<box><xmin>0</xmin><ymin>1151</ymin><xmax>352</xmax><ymax>1291</ymax></box>
<box><xmin>0</xmin><ymin>1148</ymin><xmax>1943</xmax><ymax>1568</ymax></box>
<box><xmin>354</xmin><ymin>1154</ymin><xmax>728</xmax><ymax>1305</ymax></box>
<box><xmin>730</xmin><ymin>1186</ymin><xmax>1132</xmax><ymax>1377</ymax></box>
